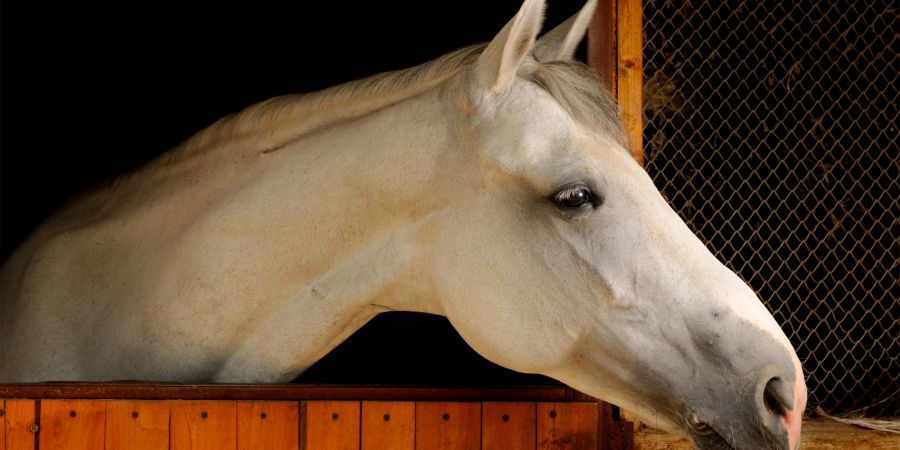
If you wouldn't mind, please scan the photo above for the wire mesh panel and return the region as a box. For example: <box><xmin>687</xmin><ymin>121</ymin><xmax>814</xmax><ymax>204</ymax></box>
<box><xmin>641</xmin><ymin>1</ymin><xmax>898</xmax><ymax>416</ymax></box>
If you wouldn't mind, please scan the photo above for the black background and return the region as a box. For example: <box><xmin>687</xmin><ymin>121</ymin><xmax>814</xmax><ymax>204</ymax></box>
<box><xmin>1</xmin><ymin>0</ymin><xmax>588</xmax><ymax>385</ymax></box>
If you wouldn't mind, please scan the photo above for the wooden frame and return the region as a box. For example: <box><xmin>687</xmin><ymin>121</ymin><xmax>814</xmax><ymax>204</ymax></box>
<box><xmin>588</xmin><ymin>0</ymin><xmax>643</xmax><ymax>164</ymax></box>
<box><xmin>0</xmin><ymin>384</ymin><xmax>636</xmax><ymax>450</ymax></box>
<box><xmin>0</xmin><ymin>384</ymin><xmax>591</xmax><ymax>402</ymax></box>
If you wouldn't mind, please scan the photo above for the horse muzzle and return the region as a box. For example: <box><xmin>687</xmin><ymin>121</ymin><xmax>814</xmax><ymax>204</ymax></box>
<box><xmin>685</xmin><ymin>350</ymin><xmax>807</xmax><ymax>450</ymax></box>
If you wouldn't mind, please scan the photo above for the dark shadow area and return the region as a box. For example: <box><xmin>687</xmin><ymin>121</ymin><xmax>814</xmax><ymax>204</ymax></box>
<box><xmin>295</xmin><ymin>312</ymin><xmax>560</xmax><ymax>387</ymax></box>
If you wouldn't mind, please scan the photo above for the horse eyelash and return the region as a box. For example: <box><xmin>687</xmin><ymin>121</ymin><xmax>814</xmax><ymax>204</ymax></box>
<box><xmin>555</xmin><ymin>187</ymin><xmax>584</xmax><ymax>200</ymax></box>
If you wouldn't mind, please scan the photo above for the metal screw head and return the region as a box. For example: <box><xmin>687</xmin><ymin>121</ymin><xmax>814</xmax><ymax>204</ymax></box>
<box><xmin>30</xmin><ymin>423</ymin><xmax>40</xmax><ymax>433</ymax></box>
<box><xmin>331</xmin><ymin>413</ymin><xmax>339</xmax><ymax>421</ymax></box>
<box><xmin>549</xmin><ymin>410</ymin><xmax>557</xmax><ymax>419</ymax></box>
<box><xmin>131</xmin><ymin>411</ymin><xmax>139</xmax><ymax>419</ymax></box>
<box><xmin>260</xmin><ymin>412</ymin><xmax>267</xmax><ymax>419</ymax></box>
<box><xmin>502</xmin><ymin>414</ymin><xmax>510</xmax><ymax>422</ymax></box>
<box><xmin>200</xmin><ymin>411</ymin><xmax>208</xmax><ymax>419</ymax></box>
<box><xmin>69</xmin><ymin>410</ymin><xmax>77</xmax><ymax>418</ymax></box>
<box><xmin>383</xmin><ymin>414</ymin><xmax>390</xmax><ymax>422</ymax></box>
<box><xmin>442</xmin><ymin>413</ymin><xmax>450</xmax><ymax>421</ymax></box>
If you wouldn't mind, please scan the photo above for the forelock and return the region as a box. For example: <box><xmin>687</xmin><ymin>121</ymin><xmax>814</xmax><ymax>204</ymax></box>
<box><xmin>526</xmin><ymin>60</ymin><xmax>628</xmax><ymax>148</ymax></box>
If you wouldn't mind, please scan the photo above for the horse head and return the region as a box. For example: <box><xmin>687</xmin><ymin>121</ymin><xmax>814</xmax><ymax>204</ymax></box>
<box><xmin>425</xmin><ymin>1</ymin><xmax>807</xmax><ymax>448</ymax></box>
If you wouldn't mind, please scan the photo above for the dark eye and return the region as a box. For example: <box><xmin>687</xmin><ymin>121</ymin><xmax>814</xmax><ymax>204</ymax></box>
<box><xmin>552</xmin><ymin>184</ymin><xmax>597</xmax><ymax>210</ymax></box>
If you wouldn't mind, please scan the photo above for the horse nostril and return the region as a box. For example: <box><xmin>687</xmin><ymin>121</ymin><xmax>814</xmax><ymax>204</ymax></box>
<box><xmin>763</xmin><ymin>377</ymin><xmax>794</xmax><ymax>417</ymax></box>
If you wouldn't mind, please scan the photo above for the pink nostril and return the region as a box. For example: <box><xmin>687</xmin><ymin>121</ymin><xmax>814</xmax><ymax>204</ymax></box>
<box><xmin>782</xmin><ymin>357</ymin><xmax>808</xmax><ymax>450</ymax></box>
<box><xmin>763</xmin><ymin>373</ymin><xmax>805</xmax><ymax>449</ymax></box>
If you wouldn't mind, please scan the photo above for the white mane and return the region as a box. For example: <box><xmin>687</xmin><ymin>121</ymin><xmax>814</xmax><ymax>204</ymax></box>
<box><xmin>166</xmin><ymin>45</ymin><xmax>486</xmax><ymax>162</ymax></box>
<box><xmin>164</xmin><ymin>45</ymin><xmax>626</xmax><ymax>164</ymax></box>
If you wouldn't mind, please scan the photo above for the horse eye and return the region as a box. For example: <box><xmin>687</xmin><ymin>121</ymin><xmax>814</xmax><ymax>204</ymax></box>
<box><xmin>552</xmin><ymin>185</ymin><xmax>595</xmax><ymax>210</ymax></box>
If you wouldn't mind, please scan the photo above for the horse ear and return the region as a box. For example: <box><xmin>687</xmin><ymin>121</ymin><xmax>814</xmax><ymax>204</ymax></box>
<box><xmin>533</xmin><ymin>0</ymin><xmax>597</xmax><ymax>62</ymax></box>
<box><xmin>475</xmin><ymin>0</ymin><xmax>546</xmax><ymax>96</ymax></box>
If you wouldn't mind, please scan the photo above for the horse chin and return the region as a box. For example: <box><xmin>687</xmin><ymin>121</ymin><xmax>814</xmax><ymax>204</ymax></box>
<box><xmin>687</xmin><ymin>422</ymin><xmax>789</xmax><ymax>450</ymax></box>
<box><xmin>691</xmin><ymin>430</ymin><xmax>738</xmax><ymax>450</ymax></box>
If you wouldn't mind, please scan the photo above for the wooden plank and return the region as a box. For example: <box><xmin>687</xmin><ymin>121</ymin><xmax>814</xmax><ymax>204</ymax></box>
<box><xmin>237</xmin><ymin>401</ymin><xmax>299</xmax><ymax>450</ymax></box>
<box><xmin>537</xmin><ymin>402</ymin><xmax>599</xmax><ymax>450</ymax></box>
<box><xmin>105</xmin><ymin>400</ymin><xmax>169</xmax><ymax>450</ymax></box>
<box><xmin>588</xmin><ymin>0</ymin><xmax>617</xmax><ymax>93</ymax></box>
<box><xmin>302</xmin><ymin>401</ymin><xmax>360</xmax><ymax>450</ymax></box>
<box><xmin>598</xmin><ymin>402</ymin><xmax>612</xmax><ymax>450</ymax></box>
<box><xmin>39</xmin><ymin>400</ymin><xmax>105</xmax><ymax>450</ymax></box>
<box><xmin>3</xmin><ymin>399</ymin><xmax>36</xmax><ymax>450</ymax></box>
<box><xmin>1</xmin><ymin>400</ymin><xmax>6</xmax><ymax>450</ymax></box>
<box><xmin>170</xmin><ymin>400</ymin><xmax>237</xmax><ymax>450</ymax></box>
<box><xmin>616</xmin><ymin>0</ymin><xmax>643</xmax><ymax>163</ymax></box>
<box><xmin>360</xmin><ymin>401</ymin><xmax>414</xmax><ymax>450</ymax></box>
<box><xmin>0</xmin><ymin>384</ymin><xmax>571</xmax><ymax>402</ymax></box>
<box><xmin>414</xmin><ymin>402</ymin><xmax>480</xmax><ymax>450</ymax></box>
<box><xmin>482</xmin><ymin>402</ymin><xmax>535</xmax><ymax>450</ymax></box>
<box><xmin>606</xmin><ymin>421</ymin><xmax>632</xmax><ymax>450</ymax></box>
<box><xmin>632</xmin><ymin>419</ymin><xmax>900</xmax><ymax>450</ymax></box>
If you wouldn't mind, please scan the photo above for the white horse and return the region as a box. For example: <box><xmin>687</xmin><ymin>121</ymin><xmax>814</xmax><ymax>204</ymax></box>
<box><xmin>1</xmin><ymin>1</ymin><xmax>806</xmax><ymax>448</ymax></box>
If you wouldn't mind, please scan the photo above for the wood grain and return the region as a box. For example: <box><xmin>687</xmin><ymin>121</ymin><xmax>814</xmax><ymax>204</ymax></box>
<box><xmin>588</xmin><ymin>0</ymin><xmax>617</xmax><ymax>93</ymax></box>
<box><xmin>237</xmin><ymin>401</ymin><xmax>299</xmax><ymax>450</ymax></box>
<box><xmin>360</xmin><ymin>401</ymin><xmax>414</xmax><ymax>450</ymax></box>
<box><xmin>302</xmin><ymin>401</ymin><xmax>360</xmax><ymax>450</ymax></box>
<box><xmin>3</xmin><ymin>399</ymin><xmax>35</xmax><ymax>450</ymax></box>
<box><xmin>616</xmin><ymin>0</ymin><xmax>643</xmax><ymax>163</ymax></box>
<box><xmin>39</xmin><ymin>400</ymin><xmax>105</xmax><ymax>450</ymax></box>
<box><xmin>106</xmin><ymin>400</ymin><xmax>169</xmax><ymax>450</ymax></box>
<box><xmin>1</xmin><ymin>399</ymin><xmax>6</xmax><ymax>450</ymax></box>
<box><xmin>415</xmin><ymin>402</ymin><xmax>480</xmax><ymax>450</ymax></box>
<box><xmin>537</xmin><ymin>402</ymin><xmax>599</xmax><ymax>450</ymax></box>
<box><xmin>170</xmin><ymin>400</ymin><xmax>237</xmax><ymax>450</ymax></box>
<box><xmin>482</xmin><ymin>402</ymin><xmax>536</xmax><ymax>450</ymax></box>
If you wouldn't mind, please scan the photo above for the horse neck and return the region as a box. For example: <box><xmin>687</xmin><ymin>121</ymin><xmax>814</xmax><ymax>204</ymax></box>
<box><xmin>200</xmin><ymin>86</ymin><xmax>464</xmax><ymax>316</ymax></box>
<box><xmin>197</xmin><ymin>86</ymin><xmax>474</xmax><ymax>381</ymax></box>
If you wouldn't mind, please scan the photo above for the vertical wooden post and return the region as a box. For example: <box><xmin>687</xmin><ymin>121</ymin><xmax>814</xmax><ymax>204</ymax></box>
<box><xmin>589</xmin><ymin>0</ymin><xmax>643</xmax><ymax>165</ymax></box>
<box><xmin>588</xmin><ymin>0</ymin><xmax>618</xmax><ymax>95</ymax></box>
<box><xmin>616</xmin><ymin>0</ymin><xmax>643</xmax><ymax>164</ymax></box>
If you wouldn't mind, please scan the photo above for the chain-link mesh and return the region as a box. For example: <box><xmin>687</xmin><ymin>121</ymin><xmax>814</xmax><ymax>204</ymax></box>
<box><xmin>641</xmin><ymin>0</ymin><xmax>898</xmax><ymax>416</ymax></box>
